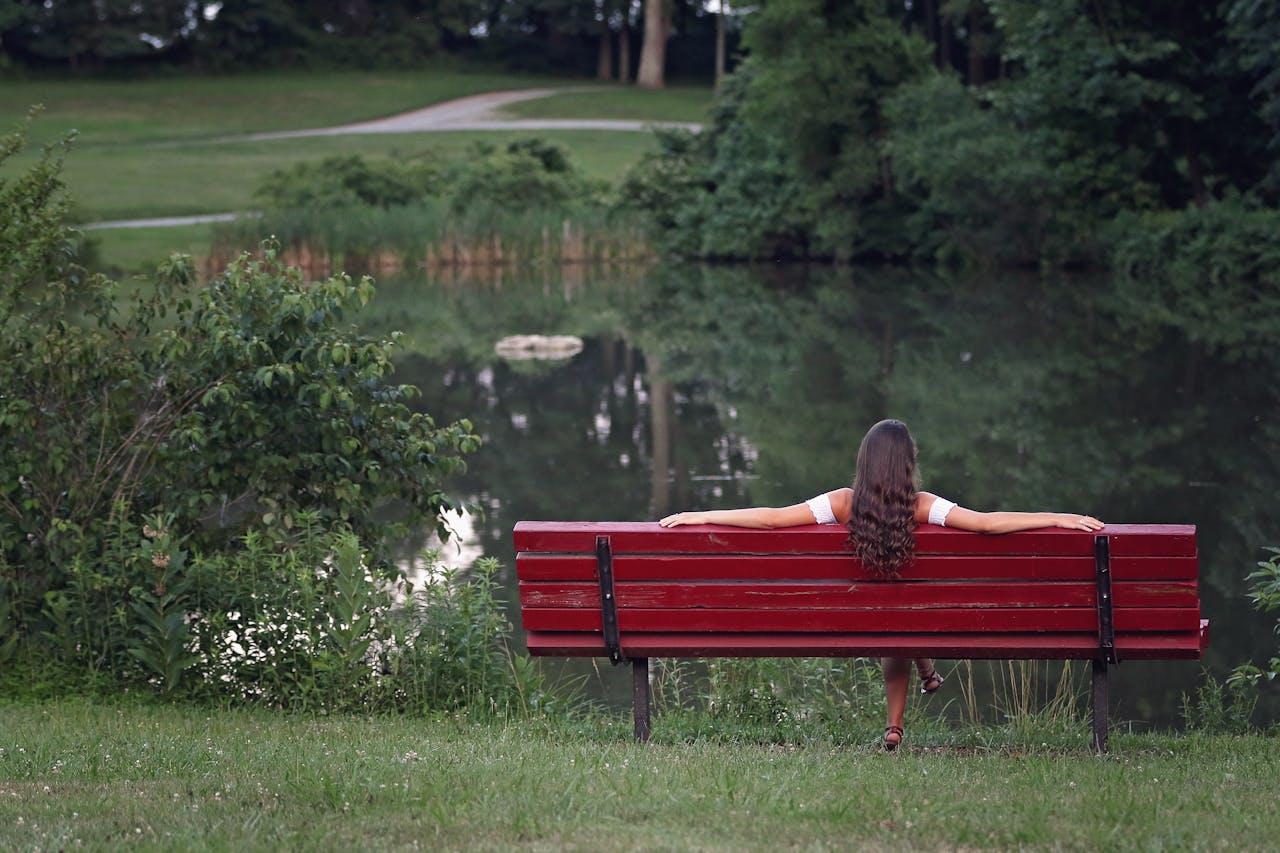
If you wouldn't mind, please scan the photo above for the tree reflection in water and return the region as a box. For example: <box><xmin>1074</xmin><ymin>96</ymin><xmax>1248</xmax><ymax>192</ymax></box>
<box><xmin>363</xmin><ymin>263</ymin><xmax>1280</xmax><ymax>728</ymax></box>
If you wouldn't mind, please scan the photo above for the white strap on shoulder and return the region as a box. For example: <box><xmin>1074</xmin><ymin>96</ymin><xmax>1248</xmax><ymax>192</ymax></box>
<box><xmin>928</xmin><ymin>496</ymin><xmax>957</xmax><ymax>527</ymax></box>
<box><xmin>805</xmin><ymin>493</ymin><xmax>838</xmax><ymax>525</ymax></box>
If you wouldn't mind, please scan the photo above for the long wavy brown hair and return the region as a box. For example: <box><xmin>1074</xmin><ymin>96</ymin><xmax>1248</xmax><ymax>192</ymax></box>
<box><xmin>846</xmin><ymin>419</ymin><xmax>920</xmax><ymax>578</ymax></box>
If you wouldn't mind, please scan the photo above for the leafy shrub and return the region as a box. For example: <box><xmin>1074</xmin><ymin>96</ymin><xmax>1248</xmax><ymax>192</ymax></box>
<box><xmin>0</xmin><ymin>115</ymin><xmax>494</xmax><ymax>707</ymax></box>
<box><xmin>1230</xmin><ymin>547</ymin><xmax>1280</xmax><ymax>690</ymax></box>
<box><xmin>1183</xmin><ymin>672</ymin><xmax>1257</xmax><ymax>734</ymax></box>
<box><xmin>254</xmin><ymin>155</ymin><xmax>442</xmax><ymax>209</ymax></box>
<box><xmin>444</xmin><ymin>139</ymin><xmax>603</xmax><ymax>214</ymax></box>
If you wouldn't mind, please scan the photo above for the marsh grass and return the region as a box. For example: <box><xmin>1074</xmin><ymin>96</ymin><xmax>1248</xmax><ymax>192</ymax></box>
<box><xmin>208</xmin><ymin>203</ymin><xmax>653</xmax><ymax>276</ymax></box>
<box><xmin>0</xmin><ymin>701</ymin><xmax>1276</xmax><ymax>851</ymax></box>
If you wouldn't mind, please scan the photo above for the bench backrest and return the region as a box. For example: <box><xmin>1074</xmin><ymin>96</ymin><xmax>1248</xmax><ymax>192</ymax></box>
<box><xmin>513</xmin><ymin>522</ymin><xmax>1207</xmax><ymax>662</ymax></box>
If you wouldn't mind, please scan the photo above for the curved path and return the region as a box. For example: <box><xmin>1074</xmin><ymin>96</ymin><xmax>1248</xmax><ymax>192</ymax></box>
<box><xmin>224</xmin><ymin>87</ymin><xmax>702</xmax><ymax>140</ymax></box>
<box><xmin>89</xmin><ymin>88</ymin><xmax>701</xmax><ymax>229</ymax></box>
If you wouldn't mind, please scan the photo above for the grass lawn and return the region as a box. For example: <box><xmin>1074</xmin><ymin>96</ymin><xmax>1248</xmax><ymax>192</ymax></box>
<box><xmin>0</xmin><ymin>701</ymin><xmax>1275</xmax><ymax>851</ymax></box>
<box><xmin>83</xmin><ymin>223</ymin><xmax>216</xmax><ymax>278</ymax></box>
<box><xmin>0</xmin><ymin>70</ymin><xmax>576</xmax><ymax>149</ymax></box>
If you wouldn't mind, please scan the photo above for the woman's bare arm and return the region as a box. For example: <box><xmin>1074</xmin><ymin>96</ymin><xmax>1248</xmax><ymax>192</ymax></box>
<box><xmin>917</xmin><ymin>492</ymin><xmax>1103</xmax><ymax>533</ymax></box>
<box><xmin>659</xmin><ymin>503</ymin><xmax>819</xmax><ymax>529</ymax></box>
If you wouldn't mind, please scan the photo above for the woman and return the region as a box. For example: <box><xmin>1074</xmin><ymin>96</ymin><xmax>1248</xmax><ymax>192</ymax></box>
<box><xmin>659</xmin><ymin>418</ymin><xmax>1103</xmax><ymax>750</ymax></box>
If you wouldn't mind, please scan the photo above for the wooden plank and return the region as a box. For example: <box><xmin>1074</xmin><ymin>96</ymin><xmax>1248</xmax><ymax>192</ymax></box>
<box><xmin>516</xmin><ymin>554</ymin><xmax>1199</xmax><ymax>582</ymax></box>
<box><xmin>518</xmin><ymin>581</ymin><xmax>1198</xmax><ymax>610</ymax></box>
<box><xmin>519</xmin><ymin>607</ymin><xmax>1200</xmax><ymax>634</ymax></box>
<box><xmin>513</xmin><ymin>521</ymin><xmax>1197</xmax><ymax>557</ymax></box>
<box><xmin>523</xmin><ymin>630</ymin><xmax>1206</xmax><ymax>660</ymax></box>
<box><xmin>513</xmin><ymin>522</ymin><xmax>1196</xmax><ymax>558</ymax></box>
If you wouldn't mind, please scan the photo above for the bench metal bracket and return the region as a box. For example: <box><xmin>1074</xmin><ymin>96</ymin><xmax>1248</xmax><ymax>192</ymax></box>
<box><xmin>596</xmin><ymin>536</ymin><xmax>624</xmax><ymax>665</ymax></box>
<box><xmin>1092</xmin><ymin>534</ymin><xmax>1116</xmax><ymax>753</ymax></box>
<box><xmin>1094</xmin><ymin>535</ymin><xmax>1117</xmax><ymax>664</ymax></box>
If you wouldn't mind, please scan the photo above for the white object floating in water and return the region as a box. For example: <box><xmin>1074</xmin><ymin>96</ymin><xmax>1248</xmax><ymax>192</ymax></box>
<box><xmin>494</xmin><ymin>335</ymin><xmax>584</xmax><ymax>361</ymax></box>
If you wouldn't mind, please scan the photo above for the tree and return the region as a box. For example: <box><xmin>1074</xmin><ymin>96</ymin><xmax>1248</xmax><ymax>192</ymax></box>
<box><xmin>11</xmin><ymin>0</ymin><xmax>194</xmax><ymax>71</ymax></box>
<box><xmin>636</xmin><ymin>0</ymin><xmax>669</xmax><ymax>88</ymax></box>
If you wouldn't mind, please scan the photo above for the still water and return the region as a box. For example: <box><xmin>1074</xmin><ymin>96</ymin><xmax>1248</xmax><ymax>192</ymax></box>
<box><xmin>362</xmin><ymin>262</ymin><xmax>1280</xmax><ymax>728</ymax></box>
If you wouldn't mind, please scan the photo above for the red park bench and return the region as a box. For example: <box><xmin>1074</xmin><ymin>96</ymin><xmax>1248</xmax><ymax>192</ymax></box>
<box><xmin>513</xmin><ymin>521</ymin><xmax>1208</xmax><ymax>752</ymax></box>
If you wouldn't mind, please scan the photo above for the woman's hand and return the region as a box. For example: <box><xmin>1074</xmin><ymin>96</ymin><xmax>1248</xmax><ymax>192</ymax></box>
<box><xmin>659</xmin><ymin>512</ymin><xmax>707</xmax><ymax>528</ymax></box>
<box><xmin>1054</xmin><ymin>514</ymin><xmax>1105</xmax><ymax>531</ymax></box>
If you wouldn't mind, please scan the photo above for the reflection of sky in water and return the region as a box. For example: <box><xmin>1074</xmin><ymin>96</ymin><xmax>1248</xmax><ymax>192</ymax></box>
<box><xmin>398</xmin><ymin>506</ymin><xmax>486</xmax><ymax>589</ymax></box>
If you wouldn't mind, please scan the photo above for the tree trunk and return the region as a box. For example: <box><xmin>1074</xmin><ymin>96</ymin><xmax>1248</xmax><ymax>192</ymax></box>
<box><xmin>714</xmin><ymin>4</ymin><xmax>727</xmax><ymax>88</ymax></box>
<box><xmin>967</xmin><ymin>8</ymin><xmax>985</xmax><ymax>86</ymax></box>
<box><xmin>924</xmin><ymin>0</ymin><xmax>941</xmax><ymax>69</ymax></box>
<box><xmin>636</xmin><ymin>0</ymin><xmax>667</xmax><ymax>89</ymax></box>
<box><xmin>619</xmin><ymin>22</ymin><xmax>632</xmax><ymax>84</ymax></box>
<box><xmin>597</xmin><ymin>22</ymin><xmax>614</xmax><ymax>80</ymax></box>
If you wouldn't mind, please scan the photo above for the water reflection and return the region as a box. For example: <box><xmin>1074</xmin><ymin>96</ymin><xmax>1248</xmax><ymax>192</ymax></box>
<box><xmin>363</xmin><ymin>263</ymin><xmax>1280</xmax><ymax>728</ymax></box>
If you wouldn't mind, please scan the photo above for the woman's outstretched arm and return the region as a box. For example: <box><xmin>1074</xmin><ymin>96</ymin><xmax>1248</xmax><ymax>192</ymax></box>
<box><xmin>918</xmin><ymin>492</ymin><xmax>1103</xmax><ymax>533</ymax></box>
<box><xmin>659</xmin><ymin>503</ymin><xmax>819</xmax><ymax>529</ymax></box>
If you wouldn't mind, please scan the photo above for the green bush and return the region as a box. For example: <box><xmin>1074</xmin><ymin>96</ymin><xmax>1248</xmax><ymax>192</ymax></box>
<box><xmin>1230</xmin><ymin>547</ymin><xmax>1280</xmax><ymax>690</ymax></box>
<box><xmin>0</xmin><ymin>115</ymin><xmax>504</xmax><ymax>708</ymax></box>
<box><xmin>444</xmin><ymin>140</ymin><xmax>605</xmax><ymax>214</ymax></box>
<box><xmin>254</xmin><ymin>155</ymin><xmax>442</xmax><ymax>209</ymax></box>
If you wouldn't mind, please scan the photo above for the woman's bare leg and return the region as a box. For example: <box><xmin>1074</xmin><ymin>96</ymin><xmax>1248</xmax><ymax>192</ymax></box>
<box><xmin>882</xmin><ymin>656</ymin><xmax>911</xmax><ymax>744</ymax></box>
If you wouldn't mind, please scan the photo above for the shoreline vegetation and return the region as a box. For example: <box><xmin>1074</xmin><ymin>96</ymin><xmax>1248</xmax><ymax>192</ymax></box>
<box><xmin>206</xmin><ymin>208</ymin><xmax>655</xmax><ymax>278</ymax></box>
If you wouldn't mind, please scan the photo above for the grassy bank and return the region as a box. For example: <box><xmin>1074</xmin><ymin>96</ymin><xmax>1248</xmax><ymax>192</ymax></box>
<box><xmin>0</xmin><ymin>701</ymin><xmax>1275</xmax><ymax>851</ymax></box>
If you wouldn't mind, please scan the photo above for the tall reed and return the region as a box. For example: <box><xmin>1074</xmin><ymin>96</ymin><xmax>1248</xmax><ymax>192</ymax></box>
<box><xmin>208</xmin><ymin>203</ymin><xmax>654</xmax><ymax>276</ymax></box>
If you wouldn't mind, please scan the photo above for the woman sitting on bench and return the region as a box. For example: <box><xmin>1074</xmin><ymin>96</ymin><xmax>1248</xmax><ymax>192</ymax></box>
<box><xmin>659</xmin><ymin>417</ymin><xmax>1103</xmax><ymax>750</ymax></box>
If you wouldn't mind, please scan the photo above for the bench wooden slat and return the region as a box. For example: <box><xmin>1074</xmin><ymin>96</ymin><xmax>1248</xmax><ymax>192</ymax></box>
<box><xmin>519</xmin><ymin>580</ymin><xmax>1198</xmax><ymax>610</ymax></box>
<box><xmin>520</xmin><ymin>606</ymin><xmax>1199</xmax><ymax>634</ymax></box>
<box><xmin>516</xmin><ymin>554</ymin><xmax>1199</xmax><ymax>582</ymax></box>
<box><xmin>523</xmin><ymin>628</ymin><xmax>1208</xmax><ymax>660</ymax></box>
<box><xmin>513</xmin><ymin>521</ymin><xmax>1197</xmax><ymax>557</ymax></box>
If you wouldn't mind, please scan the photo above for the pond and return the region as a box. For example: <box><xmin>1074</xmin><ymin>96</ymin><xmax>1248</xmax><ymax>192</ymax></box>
<box><xmin>361</xmin><ymin>262</ymin><xmax>1280</xmax><ymax>729</ymax></box>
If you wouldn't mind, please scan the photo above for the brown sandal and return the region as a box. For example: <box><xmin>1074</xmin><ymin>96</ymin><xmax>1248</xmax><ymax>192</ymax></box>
<box><xmin>883</xmin><ymin>725</ymin><xmax>904</xmax><ymax>751</ymax></box>
<box><xmin>919</xmin><ymin>667</ymin><xmax>945</xmax><ymax>695</ymax></box>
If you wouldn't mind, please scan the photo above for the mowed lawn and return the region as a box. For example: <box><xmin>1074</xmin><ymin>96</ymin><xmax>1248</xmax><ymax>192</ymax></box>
<box><xmin>0</xmin><ymin>701</ymin><xmax>1276</xmax><ymax>851</ymax></box>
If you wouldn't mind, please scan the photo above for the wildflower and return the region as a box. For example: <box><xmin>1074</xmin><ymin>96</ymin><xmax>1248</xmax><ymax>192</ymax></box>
<box><xmin>151</xmin><ymin>552</ymin><xmax>170</xmax><ymax>569</ymax></box>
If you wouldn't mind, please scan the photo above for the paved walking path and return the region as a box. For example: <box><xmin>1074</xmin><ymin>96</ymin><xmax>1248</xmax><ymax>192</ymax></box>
<box><xmin>223</xmin><ymin>88</ymin><xmax>701</xmax><ymax>140</ymax></box>
<box><xmin>89</xmin><ymin>88</ymin><xmax>701</xmax><ymax>229</ymax></box>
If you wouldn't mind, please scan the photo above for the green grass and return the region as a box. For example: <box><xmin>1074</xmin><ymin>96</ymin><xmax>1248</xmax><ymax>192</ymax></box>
<box><xmin>53</xmin><ymin>129</ymin><xmax>656</xmax><ymax>222</ymax></box>
<box><xmin>0</xmin><ymin>70</ymin><xmax>576</xmax><ymax>148</ymax></box>
<box><xmin>498</xmin><ymin>85</ymin><xmax>714</xmax><ymax>124</ymax></box>
<box><xmin>82</xmin><ymin>223</ymin><xmax>215</xmax><ymax>277</ymax></box>
<box><xmin>0</xmin><ymin>701</ymin><xmax>1276</xmax><ymax>851</ymax></box>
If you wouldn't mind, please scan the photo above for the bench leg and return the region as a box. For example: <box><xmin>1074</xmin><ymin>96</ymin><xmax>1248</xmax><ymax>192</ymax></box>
<box><xmin>1091</xmin><ymin>658</ymin><xmax>1109</xmax><ymax>753</ymax></box>
<box><xmin>633</xmin><ymin>657</ymin><xmax>651</xmax><ymax>742</ymax></box>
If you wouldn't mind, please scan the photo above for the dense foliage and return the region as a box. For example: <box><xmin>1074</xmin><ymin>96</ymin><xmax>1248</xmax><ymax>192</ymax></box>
<box><xmin>1231</xmin><ymin>548</ymin><xmax>1280</xmax><ymax>690</ymax></box>
<box><xmin>623</xmin><ymin>0</ymin><xmax>1280</xmax><ymax>274</ymax></box>
<box><xmin>0</xmin><ymin>120</ymin><xmax>545</xmax><ymax>710</ymax></box>
<box><xmin>0</xmin><ymin>0</ymin><xmax>733</xmax><ymax>77</ymax></box>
